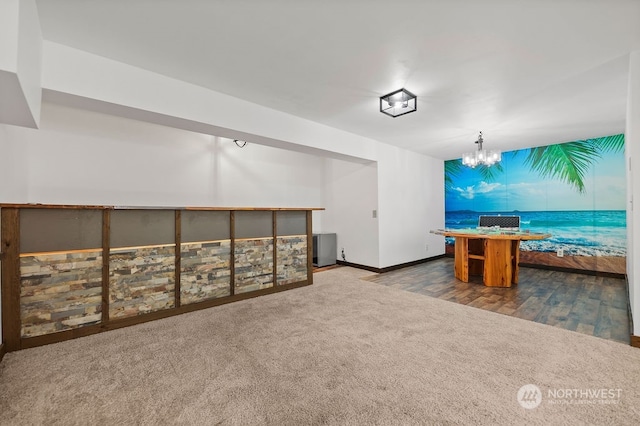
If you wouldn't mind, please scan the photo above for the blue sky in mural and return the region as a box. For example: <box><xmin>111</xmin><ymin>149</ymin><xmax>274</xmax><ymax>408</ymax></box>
<box><xmin>445</xmin><ymin>147</ymin><xmax>626</xmax><ymax>213</ymax></box>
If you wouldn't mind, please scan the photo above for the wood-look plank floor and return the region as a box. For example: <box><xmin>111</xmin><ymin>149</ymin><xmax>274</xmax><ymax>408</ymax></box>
<box><xmin>361</xmin><ymin>258</ymin><xmax>630</xmax><ymax>345</ymax></box>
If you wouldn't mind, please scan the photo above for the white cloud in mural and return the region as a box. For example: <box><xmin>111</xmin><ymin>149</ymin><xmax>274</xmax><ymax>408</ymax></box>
<box><xmin>452</xmin><ymin>181</ymin><xmax>502</xmax><ymax>199</ymax></box>
<box><xmin>452</xmin><ymin>186</ymin><xmax>476</xmax><ymax>199</ymax></box>
<box><xmin>476</xmin><ymin>181</ymin><xmax>502</xmax><ymax>193</ymax></box>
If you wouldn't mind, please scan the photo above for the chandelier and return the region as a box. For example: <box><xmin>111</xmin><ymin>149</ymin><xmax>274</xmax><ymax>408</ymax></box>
<box><xmin>461</xmin><ymin>131</ymin><xmax>501</xmax><ymax>167</ymax></box>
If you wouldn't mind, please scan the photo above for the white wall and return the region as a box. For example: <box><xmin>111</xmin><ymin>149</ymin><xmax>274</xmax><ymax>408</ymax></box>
<box><xmin>319</xmin><ymin>143</ymin><xmax>446</xmax><ymax>269</ymax></box>
<box><xmin>377</xmin><ymin>143</ymin><xmax>445</xmax><ymax>268</ymax></box>
<box><xmin>210</xmin><ymin>137</ymin><xmax>325</xmax><ymax>209</ymax></box>
<box><xmin>321</xmin><ymin>159</ymin><xmax>380</xmax><ymax>267</ymax></box>
<box><xmin>1</xmin><ymin>103</ymin><xmax>325</xmax><ymax>216</ymax></box>
<box><xmin>0</xmin><ymin>124</ymin><xmax>29</xmax><ymax>202</ymax></box>
<box><xmin>626</xmin><ymin>50</ymin><xmax>640</xmax><ymax>336</ymax></box>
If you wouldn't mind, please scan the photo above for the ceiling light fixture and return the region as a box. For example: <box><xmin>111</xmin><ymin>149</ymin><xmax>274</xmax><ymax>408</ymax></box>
<box><xmin>234</xmin><ymin>139</ymin><xmax>247</xmax><ymax>148</ymax></box>
<box><xmin>461</xmin><ymin>131</ymin><xmax>501</xmax><ymax>167</ymax></box>
<box><xmin>379</xmin><ymin>88</ymin><xmax>417</xmax><ymax>117</ymax></box>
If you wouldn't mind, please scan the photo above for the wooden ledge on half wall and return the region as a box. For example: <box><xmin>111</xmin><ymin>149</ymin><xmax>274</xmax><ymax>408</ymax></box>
<box><xmin>0</xmin><ymin>203</ymin><xmax>325</xmax><ymax>211</ymax></box>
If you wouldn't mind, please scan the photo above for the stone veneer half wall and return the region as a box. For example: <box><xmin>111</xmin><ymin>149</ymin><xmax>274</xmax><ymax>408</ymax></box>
<box><xmin>109</xmin><ymin>245</ymin><xmax>176</xmax><ymax>319</ymax></box>
<box><xmin>277</xmin><ymin>235</ymin><xmax>308</xmax><ymax>285</ymax></box>
<box><xmin>235</xmin><ymin>238</ymin><xmax>274</xmax><ymax>294</ymax></box>
<box><xmin>180</xmin><ymin>240</ymin><xmax>231</xmax><ymax>304</ymax></box>
<box><xmin>2</xmin><ymin>205</ymin><xmax>314</xmax><ymax>352</ymax></box>
<box><xmin>20</xmin><ymin>250</ymin><xmax>103</xmax><ymax>338</ymax></box>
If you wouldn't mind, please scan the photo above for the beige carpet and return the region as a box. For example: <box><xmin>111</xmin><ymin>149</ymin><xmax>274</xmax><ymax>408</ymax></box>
<box><xmin>1</xmin><ymin>266</ymin><xmax>640</xmax><ymax>425</ymax></box>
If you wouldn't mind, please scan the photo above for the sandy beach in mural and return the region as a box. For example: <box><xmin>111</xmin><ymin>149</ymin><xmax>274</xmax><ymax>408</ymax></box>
<box><xmin>518</xmin><ymin>250</ymin><xmax>625</xmax><ymax>275</ymax></box>
<box><xmin>444</xmin><ymin>245</ymin><xmax>625</xmax><ymax>275</ymax></box>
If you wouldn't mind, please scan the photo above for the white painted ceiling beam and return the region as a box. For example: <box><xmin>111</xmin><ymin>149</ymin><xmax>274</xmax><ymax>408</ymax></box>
<box><xmin>41</xmin><ymin>41</ymin><xmax>379</xmax><ymax>163</ymax></box>
<box><xmin>0</xmin><ymin>0</ymin><xmax>42</xmax><ymax>129</ymax></box>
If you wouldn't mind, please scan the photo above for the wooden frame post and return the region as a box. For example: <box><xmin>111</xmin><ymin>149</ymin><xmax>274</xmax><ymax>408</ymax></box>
<box><xmin>1</xmin><ymin>208</ymin><xmax>21</xmax><ymax>351</ymax></box>
<box><xmin>101</xmin><ymin>209</ymin><xmax>111</xmax><ymax>325</ymax></box>
<box><xmin>175</xmin><ymin>210</ymin><xmax>182</xmax><ymax>308</ymax></box>
<box><xmin>307</xmin><ymin>210</ymin><xmax>313</xmax><ymax>284</ymax></box>
<box><xmin>230</xmin><ymin>211</ymin><xmax>235</xmax><ymax>296</ymax></box>
<box><xmin>272</xmin><ymin>211</ymin><xmax>278</xmax><ymax>286</ymax></box>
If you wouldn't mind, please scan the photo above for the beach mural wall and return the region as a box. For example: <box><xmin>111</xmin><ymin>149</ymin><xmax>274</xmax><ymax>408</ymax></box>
<box><xmin>444</xmin><ymin>134</ymin><xmax>626</xmax><ymax>274</ymax></box>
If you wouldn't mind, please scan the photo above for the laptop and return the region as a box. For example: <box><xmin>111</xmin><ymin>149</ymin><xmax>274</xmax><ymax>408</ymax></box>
<box><xmin>478</xmin><ymin>215</ymin><xmax>520</xmax><ymax>229</ymax></box>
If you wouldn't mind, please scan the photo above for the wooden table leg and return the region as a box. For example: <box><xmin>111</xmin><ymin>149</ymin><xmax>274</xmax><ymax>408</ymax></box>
<box><xmin>511</xmin><ymin>240</ymin><xmax>520</xmax><ymax>284</ymax></box>
<box><xmin>483</xmin><ymin>239</ymin><xmax>513</xmax><ymax>287</ymax></box>
<box><xmin>454</xmin><ymin>237</ymin><xmax>469</xmax><ymax>282</ymax></box>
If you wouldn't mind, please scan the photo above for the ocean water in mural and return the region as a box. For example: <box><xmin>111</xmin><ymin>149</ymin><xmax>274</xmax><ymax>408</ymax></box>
<box><xmin>444</xmin><ymin>134</ymin><xmax>626</xmax><ymax>273</ymax></box>
<box><xmin>445</xmin><ymin>210</ymin><xmax>626</xmax><ymax>256</ymax></box>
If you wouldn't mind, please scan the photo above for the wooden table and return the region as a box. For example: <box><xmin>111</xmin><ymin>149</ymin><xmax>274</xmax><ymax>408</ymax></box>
<box><xmin>430</xmin><ymin>228</ymin><xmax>551</xmax><ymax>287</ymax></box>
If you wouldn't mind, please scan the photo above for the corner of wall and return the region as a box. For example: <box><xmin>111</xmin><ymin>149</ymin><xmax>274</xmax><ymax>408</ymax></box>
<box><xmin>626</xmin><ymin>50</ymin><xmax>639</xmax><ymax>336</ymax></box>
<box><xmin>0</xmin><ymin>0</ymin><xmax>42</xmax><ymax>129</ymax></box>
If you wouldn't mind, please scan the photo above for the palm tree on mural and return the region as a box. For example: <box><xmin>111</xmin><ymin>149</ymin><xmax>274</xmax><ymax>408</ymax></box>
<box><xmin>444</xmin><ymin>159</ymin><xmax>505</xmax><ymax>189</ymax></box>
<box><xmin>445</xmin><ymin>134</ymin><xmax>624</xmax><ymax>193</ymax></box>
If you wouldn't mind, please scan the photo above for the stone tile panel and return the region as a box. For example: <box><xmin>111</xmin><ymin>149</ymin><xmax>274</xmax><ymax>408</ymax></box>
<box><xmin>234</xmin><ymin>238</ymin><xmax>273</xmax><ymax>294</ymax></box>
<box><xmin>276</xmin><ymin>235</ymin><xmax>308</xmax><ymax>285</ymax></box>
<box><xmin>109</xmin><ymin>245</ymin><xmax>175</xmax><ymax>319</ymax></box>
<box><xmin>180</xmin><ymin>240</ymin><xmax>231</xmax><ymax>305</ymax></box>
<box><xmin>20</xmin><ymin>250</ymin><xmax>103</xmax><ymax>338</ymax></box>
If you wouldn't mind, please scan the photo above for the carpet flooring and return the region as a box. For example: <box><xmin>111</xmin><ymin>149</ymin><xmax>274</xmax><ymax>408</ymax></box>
<box><xmin>1</xmin><ymin>266</ymin><xmax>639</xmax><ymax>425</ymax></box>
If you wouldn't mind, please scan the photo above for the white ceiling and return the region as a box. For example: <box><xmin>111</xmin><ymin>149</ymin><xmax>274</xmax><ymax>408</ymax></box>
<box><xmin>35</xmin><ymin>0</ymin><xmax>640</xmax><ymax>160</ymax></box>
